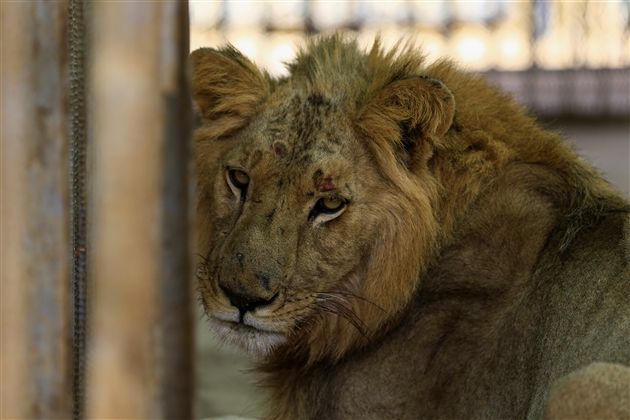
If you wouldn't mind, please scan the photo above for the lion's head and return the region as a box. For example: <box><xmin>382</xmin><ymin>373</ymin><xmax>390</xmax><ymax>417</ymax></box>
<box><xmin>192</xmin><ymin>36</ymin><xmax>456</xmax><ymax>364</ymax></box>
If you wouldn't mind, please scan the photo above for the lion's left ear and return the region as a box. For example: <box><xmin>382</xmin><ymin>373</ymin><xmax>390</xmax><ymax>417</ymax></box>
<box><xmin>358</xmin><ymin>76</ymin><xmax>455</xmax><ymax>166</ymax></box>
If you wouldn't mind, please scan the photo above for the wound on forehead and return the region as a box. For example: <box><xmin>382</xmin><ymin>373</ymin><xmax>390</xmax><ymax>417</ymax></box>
<box><xmin>272</xmin><ymin>140</ymin><xmax>285</xmax><ymax>157</ymax></box>
<box><xmin>319</xmin><ymin>177</ymin><xmax>335</xmax><ymax>192</ymax></box>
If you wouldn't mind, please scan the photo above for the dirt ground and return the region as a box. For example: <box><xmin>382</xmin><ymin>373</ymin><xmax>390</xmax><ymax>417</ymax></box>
<box><xmin>196</xmin><ymin>119</ymin><xmax>629</xmax><ymax>419</ymax></box>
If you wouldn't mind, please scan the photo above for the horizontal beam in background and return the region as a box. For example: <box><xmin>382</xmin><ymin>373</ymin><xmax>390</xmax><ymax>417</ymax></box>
<box><xmin>485</xmin><ymin>68</ymin><xmax>630</xmax><ymax>118</ymax></box>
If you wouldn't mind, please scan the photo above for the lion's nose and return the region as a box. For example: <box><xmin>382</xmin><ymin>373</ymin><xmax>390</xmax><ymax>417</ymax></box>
<box><xmin>219</xmin><ymin>284</ymin><xmax>276</xmax><ymax>315</ymax></box>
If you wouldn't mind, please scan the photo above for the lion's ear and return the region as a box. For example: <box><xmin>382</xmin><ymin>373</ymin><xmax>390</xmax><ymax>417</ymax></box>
<box><xmin>359</xmin><ymin>76</ymin><xmax>455</xmax><ymax>166</ymax></box>
<box><xmin>190</xmin><ymin>46</ymin><xmax>271</xmax><ymax>122</ymax></box>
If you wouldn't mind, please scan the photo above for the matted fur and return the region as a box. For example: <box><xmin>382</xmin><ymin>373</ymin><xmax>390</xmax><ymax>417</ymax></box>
<box><xmin>192</xmin><ymin>35</ymin><xmax>630</xmax><ymax>419</ymax></box>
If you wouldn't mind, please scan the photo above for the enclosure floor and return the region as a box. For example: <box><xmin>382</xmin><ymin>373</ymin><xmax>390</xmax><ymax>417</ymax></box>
<box><xmin>197</xmin><ymin>309</ymin><xmax>264</xmax><ymax>419</ymax></box>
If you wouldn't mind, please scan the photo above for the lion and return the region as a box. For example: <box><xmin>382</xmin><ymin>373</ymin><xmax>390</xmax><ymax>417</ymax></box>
<box><xmin>191</xmin><ymin>35</ymin><xmax>630</xmax><ymax>419</ymax></box>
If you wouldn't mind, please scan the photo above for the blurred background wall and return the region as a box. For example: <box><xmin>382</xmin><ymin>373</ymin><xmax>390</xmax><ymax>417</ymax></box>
<box><xmin>190</xmin><ymin>1</ymin><xmax>629</xmax><ymax>418</ymax></box>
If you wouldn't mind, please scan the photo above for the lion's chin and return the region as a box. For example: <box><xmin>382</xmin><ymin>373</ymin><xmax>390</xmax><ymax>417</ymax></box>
<box><xmin>210</xmin><ymin>318</ymin><xmax>287</xmax><ymax>356</ymax></box>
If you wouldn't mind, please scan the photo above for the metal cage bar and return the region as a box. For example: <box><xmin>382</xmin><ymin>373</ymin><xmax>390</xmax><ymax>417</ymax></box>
<box><xmin>2</xmin><ymin>1</ymin><xmax>194</xmax><ymax>418</ymax></box>
<box><xmin>86</xmin><ymin>1</ymin><xmax>194</xmax><ymax>418</ymax></box>
<box><xmin>1</xmin><ymin>1</ymin><xmax>73</xmax><ymax>418</ymax></box>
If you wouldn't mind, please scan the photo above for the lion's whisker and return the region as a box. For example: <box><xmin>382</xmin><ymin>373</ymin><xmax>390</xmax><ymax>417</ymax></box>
<box><xmin>314</xmin><ymin>291</ymin><xmax>389</xmax><ymax>314</ymax></box>
<box><xmin>318</xmin><ymin>298</ymin><xmax>370</xmax><ymax>338</ymax></box>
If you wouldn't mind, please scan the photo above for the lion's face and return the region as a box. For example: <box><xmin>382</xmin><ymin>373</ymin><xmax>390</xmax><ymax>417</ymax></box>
<box><xmin>199</xmin><ymin>89</ymin><xmax>383</xmax><ymax>355</ymax></box>
<box><xmin>192</xmin><ymin>38</ymin><xmax>455</xmax><ymax>362</ymax></box>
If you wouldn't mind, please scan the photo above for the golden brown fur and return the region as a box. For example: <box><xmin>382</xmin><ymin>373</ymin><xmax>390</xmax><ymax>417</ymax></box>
<box><xmin>192</xmin><ymin>35</ymin><xmax>630</xmax><ymax>419</ymax></box>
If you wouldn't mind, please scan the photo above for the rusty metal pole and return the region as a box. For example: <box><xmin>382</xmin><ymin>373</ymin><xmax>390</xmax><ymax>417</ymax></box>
<box><xmin>86</xmin><ymin>1</ymin><xmax>194</xmax><ymax>418</ymax></box>
<box><xmin>1</xmin><ymin>1</ymin><xmax>73</xmax><ymax>418</ymax></box>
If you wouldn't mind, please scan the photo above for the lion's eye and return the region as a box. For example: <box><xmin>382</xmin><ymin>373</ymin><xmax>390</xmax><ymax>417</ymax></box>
<box><xmin>309</xmin><ymin>197</ymin><xmax>346</xmax><ymax>221</ymax></box>
<box><xmin>317</xmin><ymin>197</ymin><xmax>345</xmax><ymax>214</ymax></box>
<box><xmin>228</xmin><ymin>170</ymin><xmax>249</xmax><ymax>189</ymax></box>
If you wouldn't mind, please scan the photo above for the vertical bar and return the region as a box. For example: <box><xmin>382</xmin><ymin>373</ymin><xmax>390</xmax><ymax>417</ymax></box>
<box><xmin>1</xmin><ymin>1</ymin><xmax>73</xmax><ymax>419</ymax></box>
<box><xmin>159</xmin><ymin>3</ymin><xmax>197</xmax><ymax>417</ymax></box>
<box><xmin>87</xmin><ymin>1</ymin><xmax>194</xmax><ymax>418</ymax></box>
<box><xmin>68</xmin><ymin>0</ymin><xmax>89</xmax><ymax>418</ymax></box>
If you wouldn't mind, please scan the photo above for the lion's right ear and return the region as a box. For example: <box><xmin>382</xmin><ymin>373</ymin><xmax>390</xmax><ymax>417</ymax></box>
<box><xmin>190</xmin><ymin>46</ymin><xmax>271</xmax><ymax>123</ymax></box>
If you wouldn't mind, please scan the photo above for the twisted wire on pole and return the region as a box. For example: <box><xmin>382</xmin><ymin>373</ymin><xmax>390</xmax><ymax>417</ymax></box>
<box><xmin>69</xmin><ymin>1</ymin><xmax>88</xmax><ymax>418</ymax></box>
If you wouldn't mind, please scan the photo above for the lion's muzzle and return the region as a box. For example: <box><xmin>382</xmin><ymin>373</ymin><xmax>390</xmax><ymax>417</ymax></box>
<box><xmin>219</xmin><ymin>283</ymin><xmax>278</xmax><ymax>317</ymax></box>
